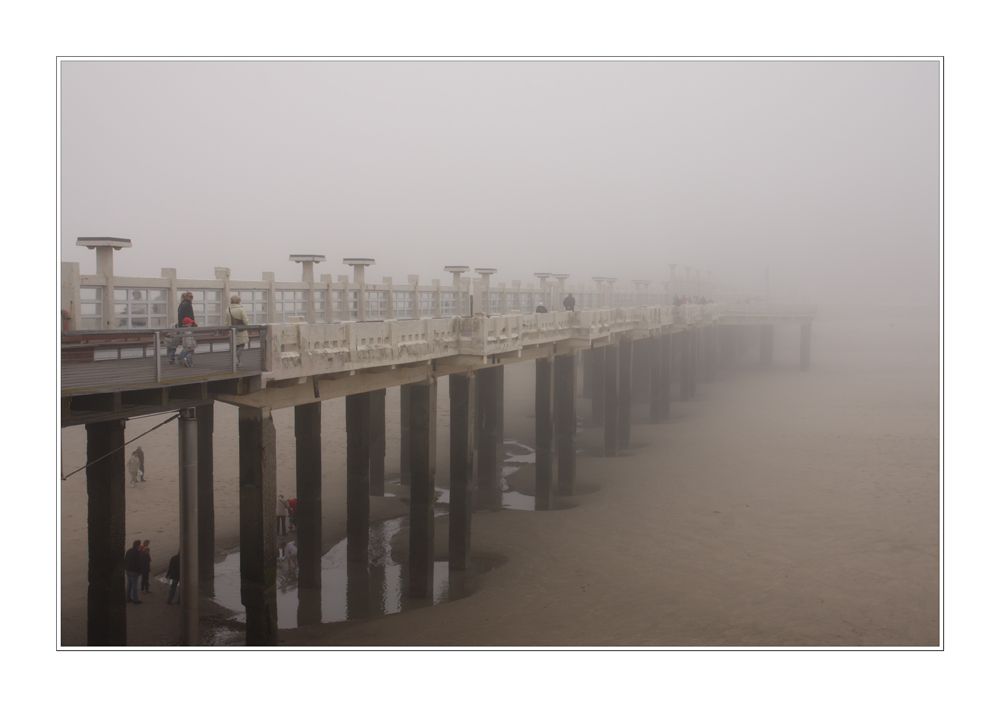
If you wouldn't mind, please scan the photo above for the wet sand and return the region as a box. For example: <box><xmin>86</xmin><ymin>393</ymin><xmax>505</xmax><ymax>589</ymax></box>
<box><xmin>59</xmin><ymin>308</ymin><xmax>940</xmax><ymax>647</ymax></box>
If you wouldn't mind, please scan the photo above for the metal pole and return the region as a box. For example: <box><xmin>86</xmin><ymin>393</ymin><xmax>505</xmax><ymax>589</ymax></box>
<box><xmin>231</xmin><ymin>328</ymin><xmax>237</xmax><ymax>374</ymax></box>
<box><xmin>178</xmin><ymin>408</ymin><xmax>199</xmax><ymax>645</ymax></box>
<box><xmin>154</xmin><ymin>331</ymin><xmax>161</xmax><ymax>383</ymax></box>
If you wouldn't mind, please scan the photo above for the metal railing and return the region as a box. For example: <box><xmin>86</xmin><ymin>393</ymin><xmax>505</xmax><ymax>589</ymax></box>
<box><xmin>61</xmin><ymin>326</ymin><xmax>267</xmax><ymax>394</ymax></box>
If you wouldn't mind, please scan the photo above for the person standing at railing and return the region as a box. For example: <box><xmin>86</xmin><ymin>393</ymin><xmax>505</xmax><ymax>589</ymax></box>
<box><xmin>164</xmin><ymin>323</ymin><xmax>183</xmax><ymax>364</ymax></box>
<box><xmin>177</xmin><ymin>318</ymin><xmax>198</xmax><ymax>367</ymax></box>
<box><xmin>563</xmin><ymin>293</ymin><xmax>575</xmax><ymax>312</ymax></box>
<box><xmin>177</xmin><ymin>291</ymin><xmax>195</xmax><ymax>325</ymax></box>
<box><xmin>225</xmin><ymin>295</ymin><xmax>250</xmax><ymax>368</ymax></box>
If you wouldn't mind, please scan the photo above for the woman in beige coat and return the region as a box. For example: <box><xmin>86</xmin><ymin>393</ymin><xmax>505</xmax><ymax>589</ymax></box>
<box><xmin>225</xmin><ymin>295</ymin><xmax>250</xmax><ymax>367</ymax></box>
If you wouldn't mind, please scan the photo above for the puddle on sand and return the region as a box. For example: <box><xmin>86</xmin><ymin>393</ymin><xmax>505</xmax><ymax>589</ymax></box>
<box><xmin>499</xmin><ymin>440</ymin><xmax>537</xmax><ymax>510</ymax></box>
<box><xmin>209</xmin><ymin>509</ymin><xmax>494</xmax><ymax>632</ymax></box>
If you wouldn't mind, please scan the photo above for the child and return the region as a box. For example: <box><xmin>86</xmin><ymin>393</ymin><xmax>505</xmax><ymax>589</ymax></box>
<box><xmin>178</xmin><ymin>318</ymin><xmax>198</xmax><ymax>367</ymax></box>
<box><xmin>164</xmin><ymin>323</ymin><xmax>183</xmax><ymax>364</ymax></box>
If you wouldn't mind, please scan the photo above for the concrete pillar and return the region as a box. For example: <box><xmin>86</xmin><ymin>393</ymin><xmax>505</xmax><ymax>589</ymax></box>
<box><xmin>197</xmin><ymin>403</ymin><xmax>215</xmax><ymax>592</ymax></box>
<box><xmin>592</xmin><ymin>346</ymin><xmax>605</xmax><ymax>425</ymax></box>
<box><xmin>369</xmin><ymin>388</ymin><xmax>386</xmax><ymax>495</ymax></box>
<box><xmin>555</xmin><ymin>351</ymin><xmax>577</xmax><ymax>496</ymax></box>
<box><xmin>85</xmin><ymin>419</ymin><xmax>126</xmax><ymax>646</ymax></box>
<box><xmin>800</xmin><ymin>321</ymin><xmax>812</xmax><ymax>371</ymax></box>
<box><xmin>238</xmin><ymin>406</ymin><xmax>278</xmax><ymax>646</ymax></box>
<box><xmin>649</xmin><ymin>335</ymin><xmax>662</xmax><ymax>423</ymax></box>
<box><xmin>534</xmin><ymin>356</ymin><xmax>555</xmax><ymax>510</ymax></box>
<box><xmin>604</xmin><ymin>340</ymin><xmax>619</xmax><ymax>457</ymax></box>
<box><xmin>582</xmin><ymin>348</ymin><xmax>594</xmax><ymax>398</ymax></box>
<box><xmin>475</xmin><ymin>367</ymin><xmax>501</xmax><ymax>509</ymax></box>
<box><xmin>294</xmin><ymin>401</ymin><xmax>322</xmax><ymax>591</ymax></box>
<box><xmin>689</xmin><ymin>326</ymin><xmax>697</xmax><ymax>397</ymax></box>
<box><xmin>399</xmin><ymin>384</ymin><xmax>411</xmax><ymax>485</ymax></box>
<box><xmin>178</xmin><ymin>408</ymin><xmax>199</xmax><ymax>646</ymax></box>
<box><xmin>346</xmin><ymin>392</ymin><xmax>371</xmax><ymax>564</ymax></box>
<box><xmin>496</xmin><ymin>364</ymin><xmax>505</xmax><ymax>443</ymax></box>
<box><xmin>408</xmin><ymin>379</ymin><xmax>437</xmax><ymax>599</ymax></box>
<box><xmin>618</xmin><ymin>336</ymin><xmax>633</xmax><ymax>449</ymax></box>
<box><xmin>639</xmin><ymin>337</ymin><xmax>653</xmax><ymax>403</ymax></box>
<box><xmin>660</xmin><ymin>333</ymin><xmax>672</xmax><ymax>420</ymax></box>
<box><xmin>761</xmin><ymin>324</ymin><xmax>774</xmax><ymax>369</ymax></box>
<box><xmin>449</xmin><ymin>372</ymin><xmax>475</xmax><ymax>570</ymax></box>
<box><xmin>679</xmin><ymin>329</ymin><xmax>691</xmax><ymax>401</ymax></box>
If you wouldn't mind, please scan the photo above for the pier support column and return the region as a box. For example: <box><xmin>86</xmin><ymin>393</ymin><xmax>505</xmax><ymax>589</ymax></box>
<box><xmin>399</xmin><ymin>384</ymin><xmax>411</xmax><ymax>485</ymax></box>
<box><xmin>476</xmin><ymin>367</ymin><xmax>501</xmax><ymax>509</ymax></box>
<box><xmin>800</xmin><ymin>321</ymin><xmax>812</xmax><ymax>371</ymax></box>
<box><xmin>535</xmin><ymin>356</ymin><xmax>555</xmax><ymax>510</ymax></box>
<box><xmin>85</xmin><ymin>418</ymin><xmax>126</xmax><ymax>646</ymax></box>
<box><xmin>178</xmin><ymin>408</ymin><xmax>199</xmax><ymax>646</ymax></box>
<box><xmin>555</xmin><ymin>351</ymin><xmax>577</xmax><ymax>496</ymax></box>
<box><xmin>294</xmin><ymin>401</ymin><xmax>322</xmax><ymax>592</ymax></box>
<box><xmin>592</xmin><ymin>346</ymin><xmax>605</xmax><ymax>425</ymax></box>
<box><xmin>618</xmin><ymin>336</ymin><xmax>633</xmax><ymax>449</ymax></box>
<box><xmin>369</xmin><ymin>388</ymin><xmax>386</xmax><ymax>496</ymax></box>
<box><xmin>449</xmin><ymin>372</ymin><xmax>475</xmax><ymax>570</ymax></box>
<box><xmin>661</xmin><ymin>333</ymin><xmax>672</xmax><ymax>419</ymax></box>
<box><xmin>238</xmin><ymin>406</ymin><xmax>278</xmax><ymax>646</ymax></box>
<box><xmin>688</xmin><ymin>327</ymin><xmax>697</xmax><ymax>397</ymax></box>
<box><xmin>196</xmin><ymin>403</ymin><xmax>215</xmax><ymax>592</ymax></box>
<box><xmin>633</xmin><ymin>338</ymin><xmax>650</xmax><ymax>403</ymax></box>
<box><xmin>408</xmin><ymin>378</ymin><xmax>437</xmax><ymax>599</ymax></box>
<box><xmin>346</xmin><ymin>392</ymin><xmax>371</xmax><ymax>564</ymax></box>
<box><xmin>496</xmin><ymin>364</ymin><xmax>505</xmax><ymax>443</ymax></box>
<box><xmin>604</xmin><ymin>339</ymin><xmax>620</xmax><ymax>457</ymax></box>
<box><xmin>649</xmin><ymin>335</ymin><xmax>662</xmax><ymax>423</ymax></box>
<box><xmin>679</xmin><ymin>329</ymin><xmax>690</xmax><ymax>401</ymax></box>
<box><xmin>582</xmin><ymin>348</ymin><xmax>594</xmax><ymax>398</ymax></box>
<box><xmin>761</xmin><ymin>324</ymin><xmax>774</xmax><ymax>369</ymax></box>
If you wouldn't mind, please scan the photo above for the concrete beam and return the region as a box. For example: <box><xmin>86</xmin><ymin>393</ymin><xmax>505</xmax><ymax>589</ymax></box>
<box><xmin>196</xmin><ymin>403</ymin><xmax>215</xmax><ymax>591</ymax></box>
<box><xmin>449</xmin><ymin>372</ymin><xmax>475</xmax><ymax>570</ymax></box>
<box><xmin>346</xmin><ymin>392</ymin><xmax>371</xmax><ymax>564</ymax></box>
<box><xmin>294</xmin><ymin>401</ymin><xmax>322</xmax><ymax>591</ymax></box>
<box><xmin>555</xmin><ymin>352</ymin><xmax>577</xmax><ymax>496</ymax></box>
<box><xmin>534</xmin><ymin>356</ymin><xmax>554</xmax><ymax>510</ymax></box>
<box><xmin>408</xmin><ymin>378</ymin><xmax>437</xmax><ymax>599</ymax></box>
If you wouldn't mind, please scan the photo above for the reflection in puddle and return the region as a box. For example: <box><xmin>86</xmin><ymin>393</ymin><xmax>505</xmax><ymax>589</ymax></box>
<box><xmin>210</xmin><ymin>511</ymin><xmax>492</xmax><ymax>632</ymax></box>
<box><xmin>500</xmin><ymin>440</ymin><xmax>537</xmax><ymax>510</ymax></box>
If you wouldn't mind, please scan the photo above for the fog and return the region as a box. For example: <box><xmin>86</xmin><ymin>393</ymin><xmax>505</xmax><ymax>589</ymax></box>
<box><xmin>59</xmin><ymin>59</ymin><xmax>940</xmax><ymax>307</ymax></box>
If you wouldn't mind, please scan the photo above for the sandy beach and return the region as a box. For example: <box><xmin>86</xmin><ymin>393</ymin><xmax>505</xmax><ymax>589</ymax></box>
<box><xmin>59</xmin><ymin>308</ymin><xmax>940</xmax><ymax>647</ymax></box>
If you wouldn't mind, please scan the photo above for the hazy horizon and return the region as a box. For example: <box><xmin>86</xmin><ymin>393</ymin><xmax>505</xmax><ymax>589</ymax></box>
<box><xmin>59</xmin><ymin>59</ymin><xmax>941</xmax><ymax>308</ymax></box>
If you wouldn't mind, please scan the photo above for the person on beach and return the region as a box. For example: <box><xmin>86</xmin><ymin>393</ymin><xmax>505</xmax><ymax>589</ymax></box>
<box><xmin>127</xmin><ymin>450</ymin><xmax>141</xmax><ymax>488</ymax></box>
<box><xmin>140</xmin><ymin>545</ymin><xmax>152</xmax><ymax>594</ymax></box>
<box><xmin>225</xmin><ymin>295</ymin><xmax>250</xmax><ymax>368</ymax></box>
<box><xmin>177</xmin><ymin>318</ymin><xmax>198</xmax><ymax>368</ymax></box>
<box><xmin>124</xmin><ymin>540</ymin><xmax>142</xmax><ymax>604</ymax></box>
<box><xmin>135</xmin><ymin>446</ymin><xmax>145</xmax><ymax>482</ymax></box>
<box><xmin>177</xmin><ymin>291</ymin><xmax>195</xmax><ymax>325</ymax></box>
<box><xmin>286</xmin><ymin>497</ymin><xmax>297</xmax><ymax>532</ymax></box>
<box><xmin>284</xmin><ymin>540</ymin><xmax>298</xmax><ymax>570</ymax></box>
<box><xmin>563</xmin><ymin>293</ymin><xmax>575</xmax><ymax>312</ymax></box>
<box><xmin>166</xmin><ymin>552</ymin><xmax>181</xmax><ymax>605</ymax></box>
<box><xmin>277</xmin><ymin>495</ymin><xmax>289</xmax><ymax>535</ymax></box>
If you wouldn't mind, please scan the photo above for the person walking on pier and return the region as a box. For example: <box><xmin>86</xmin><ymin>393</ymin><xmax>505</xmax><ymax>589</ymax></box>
<box><xmin>165</xmin><ymin>551</ymin><xmax>181</xmax><ymax>604</ymax></box>
<box><xmin>164</xmin><ymin>323</ymin><xmax>183</xmax><ymax>364</ymax></box>
<box><xmin>277</xmin><ymin>495</ymin><xmax>289</xmax><ymax>536</ymax></box>
<box><xmin>225</xmin><ymin>295</ymin><xmax>250</xmax><ymax>368</ymax></box>
<box><xmin>127</xmin><ymin>450</ymin><xmax>141</xmax><ymax>488</ymax></box>
<box><xmin>177</xmin><ymin>291</ymin><xmax>195</xmax><ymax>325</ymax></box>
<box><xmin>125</xmin><ymin>540</ymin><xmax>143</xmax><ymax>604</ymax></box>
<box><xmin>563</xmin><ymin>293</ymin><xmax>575</xmax><ymax>311</ymax></box>
<box><xmin>140</xmin><ymin>544</ymin><xmax>152</xmax><ymax>594</ymax></box>
<box><xmin>178</xmin><ymin>318</ymin><xmax>198</xmax><ymax>367</ymax></box>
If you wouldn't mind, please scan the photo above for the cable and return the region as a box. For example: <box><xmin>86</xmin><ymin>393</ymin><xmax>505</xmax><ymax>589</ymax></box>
<box><xmin>62</xmin><ymin>413</ymin><xmax>181</xmax><ymax>481</ymax></box>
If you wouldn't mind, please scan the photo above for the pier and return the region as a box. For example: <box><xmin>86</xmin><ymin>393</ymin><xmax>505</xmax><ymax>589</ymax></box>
<box><xmin>61</xmin><ymin>238</ymin><xmax>815</xmax><ymax>646</ymax></box>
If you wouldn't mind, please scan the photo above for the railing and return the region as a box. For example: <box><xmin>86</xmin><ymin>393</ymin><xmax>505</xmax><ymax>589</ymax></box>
<box><xmin>61</xmin><ymin>326</ymin><xmax>267</xmax><ymax>394</ymax></box>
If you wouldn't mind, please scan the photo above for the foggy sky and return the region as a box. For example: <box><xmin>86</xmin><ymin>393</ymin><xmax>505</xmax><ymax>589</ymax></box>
<box><xmin>59</xmin><ymin>59</ymin><xmax>940</xmax><ymax>305</ymax></box>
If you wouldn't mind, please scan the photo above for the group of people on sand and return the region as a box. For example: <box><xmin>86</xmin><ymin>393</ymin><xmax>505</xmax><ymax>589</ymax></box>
<box><xmin>277</xmin><ymin>494</ymin><xmax>298</xmax><ymax>570</ymax></box>
<box><xmin>126</xmin><ymin>447</ymin><xmax>146</xmax><ymax>488</ymax></box>
<box><xmin>163</xmin><ymin>291</ymin><xmax>251</xmax><ymax>368</ymax></box>
<box><xmin>124</xmin><ymin>539</ymin><xmax>181</xmax><ymax>605</ymax></box>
